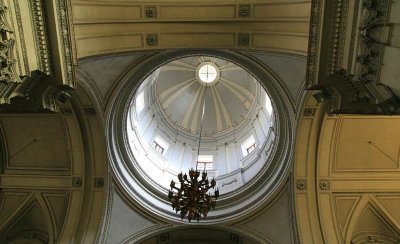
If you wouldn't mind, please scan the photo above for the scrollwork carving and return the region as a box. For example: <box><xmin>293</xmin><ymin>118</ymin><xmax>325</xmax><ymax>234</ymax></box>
<box><xmin>354</xmin><ymin>0</ymin><xmax>389</xmax><ymax>86</ymax></box>
<box><xmin>0</xmin><ymin>2</ymin><xmax>22</xmax><ymax>104</ymax></box>
<box><xmin>55</xmin><ymin>0</ymin><xmax>75</xmax><ymax>87</ymax></box>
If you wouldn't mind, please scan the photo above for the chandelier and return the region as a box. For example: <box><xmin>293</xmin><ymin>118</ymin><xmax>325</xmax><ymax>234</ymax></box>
<box><xmin>168</xmin><ymin>85</ymin><xmax>219</xmax><ymax>222</ymax></box>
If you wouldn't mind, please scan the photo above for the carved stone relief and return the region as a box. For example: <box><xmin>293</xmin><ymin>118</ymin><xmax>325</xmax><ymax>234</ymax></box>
<box><xmin>296</xmin><ymin>179</ymin><xmax>307</xmax><ymax>190</ymax></box>
<box><xmin>145</xmin><ymin>6</ymin><xmax>157</xmax><ymax>18</ymax></box>
<box><xmin>238</xmin><ymin>33</ymin><xmax>250</xmax><ymax>46</ymax></box>
<box><xmin>29</xmin><ymin>0</ymin><xmax>51</xmax><ymax>75</ymax></box>
<box><xmin>146</xmin><ymin>33</ymin><xmax>158</xmax><ymax>46</ymax></box>
<box><xmin>238</xmin><ymin>5</ymin><xmax>250</xmax><ymax>18</ymax></box>
<box><xmin>319</xmin><ymin>179</ymin><xmax>329</xmax><ymax>191</ymax></box>
<box><xmin>0</xmin><ymin>3</ymin><xmax>21</xmax><ymax>104</ymax></box>
<box><xmin>307</xmin><ymin>0</ymin><xmax>400</xmax><ymax>114</ymax></box>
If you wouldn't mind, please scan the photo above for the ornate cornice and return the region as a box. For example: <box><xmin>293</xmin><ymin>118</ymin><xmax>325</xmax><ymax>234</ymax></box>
<box><xmin>55</xmin><ymin>0</ymin><xmax>75</xmax><ymax>87</ymax></box>
<box><xmin>28</xmin><ymin>0</ymin><xmax>52</xmax><ymax>75</ymax></box>
<box><xmin>326</xmin><ymin>0</ymin><xmax>349</xmax><ymax>74</ymax></box>
<box><xmin>305</xmin><ymin>0</ymin><xmax>323</xmax><ymax>88</ymax></box>
<box><xmin>306</xmin><ymin>0</ymin><xmax>400</xmax><ymax>114</ymax></box>
<box><xmin>11</xmin><ymin>0</ymin><xmax>29</xmax><ymax>75</ymax></box>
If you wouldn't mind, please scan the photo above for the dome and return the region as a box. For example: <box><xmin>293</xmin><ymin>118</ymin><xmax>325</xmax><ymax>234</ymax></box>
<box><xmin>154</xmin><ymin>56</ymin><xmax>258</xmax><ymax>135</ymax></box>
<box><xmin>107</xmin><ymin>50</ymin><xmax>294</xmax><ymax>223</ymax></box>
<box><xmin>127</xmin><ymin>56</ymin><xmax>274</xmax><ymax>194</ymax></box>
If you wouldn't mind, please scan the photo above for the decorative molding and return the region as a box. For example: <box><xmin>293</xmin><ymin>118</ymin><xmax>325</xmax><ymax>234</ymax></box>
<box><xmin>84</xmin><ymin>107</ymin><xmax>96</xmax><ymax>116</ymax></box>
<box><xmin>237</xmin><ymin>33</ymin><xmax>250</xmax><ymax>46</ymax></box>
<box><xmin>72</xmin><ymin>177</ymin><xmax>82</xmax><ymax>188</ymax></box>
<box><xmin>222</xmin><ymin>178</ymin><xmax>238</xmax><ymax>187</ymax></box>
<box><xmin>145</xmin><ymin>6</ymin><xmax>157</xmax><ymax>18</ymax></box>
<box><xmin>319</xmin><ymin>179</ymin><xmax>329</xmax><ymax>191</ymax></box>
<box><xmin>55</xmin><ymin>0</ymin><xmax>75</xmax><ymax>87</ymax></box>
<box><xmin>238</xmin><ymin>5</ymin><xmax>250</xmax><ymax>18</ymax></box>
<box><xmin>353</xmin><ymin>0</ymin><xmax>390</xmax><ymax>86</ymax></box>
<box><xmin>0</xmin><ymin>2</ymin><xmax>23</xmax><ymax>104</ymax></box>
<box><xmin>306</xmin><ymin>0</ymin><xmax>399</xmax><ymax>114</ymax></box>
<box><xmin>347</xmin><ymin>0</ymin><xmax>361</xmax><ymax>71</ymax></box>
<box><xmin>12</xmin><ymin>0</ymin><xmax>29</xmax><ymax>75</ymax></box>
<box><xmin>107</xmin><ymin>49</ymin><xmax>295</xmax><ymax>222</ymax></box>
<box><xmin>94</xmin><ymin>177</ymin><xmax>104</xmax><ymax>188</ymax></box>
<box><xmin>0</xmin><ymin>4</ymin><xmax>20</xmax><ymax>84</ymax></box>
<box><xmin>159</xmin><ymin>232</ymin><xmax>170</xmax><ymax>242</ymax></box>
<box><xmin>351</xmin><ymin>232</ymin><xmax>400</xmax><ymax>244</ymax></box>
<box><xmin>146</xmin><ymin>33</ymin><xmax>158</xmax><ymax>46</ymax></box>
<box><xmin>296</xmin><ymin>179</ymin><xmax>307</xmax><ymax>190</ymax></box>
<box><xmin>28</xmin><ymin>0</ymin><xmax>51</xmax><ymax>75</ymax></box>
<box><xmin>303</xmin><ymin>108</ymin><xmax>316</xmax><ymax>117</ymax></box>
<box><xmin>305</xmin><ymin>0</ymin><xmax>322</xmax><ymax>88</ymax></box>
<box><xmin>326</xmin><ymin>0</ymin><xmax>349</xmax><ymax>74</ymax></box>
<box><xmin>22</xmin><ymin>71</ymin><xmax>51</xmax><ymax>102</ymax></box>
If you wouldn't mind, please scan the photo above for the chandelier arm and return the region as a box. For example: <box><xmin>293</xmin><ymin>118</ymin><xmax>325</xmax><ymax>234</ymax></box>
<box><xmin>171</xmin><ymin>186</ymin><xmax>180</xmax><ymax>191</ymax></box>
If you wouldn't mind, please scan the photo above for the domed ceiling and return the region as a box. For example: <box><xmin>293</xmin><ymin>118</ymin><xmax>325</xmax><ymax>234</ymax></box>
<box><xmin>108</xmin><ymin>50</ymin><xmax>295</xmax><ymax>223</ymax></box>
<box><xmin>155</xmin><ymin>56</ymin><xmax>258</xmax><ymax>135</ymax></box>
<box><xmin>129</xmin><ymin>56</ymin><xmax>271</xmax><ymax>191</ymax></box>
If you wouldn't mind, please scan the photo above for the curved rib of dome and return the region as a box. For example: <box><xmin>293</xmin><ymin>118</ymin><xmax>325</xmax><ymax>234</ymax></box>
<box><xmin>155</xmin><ymin>56</ymin><xmax>258</xmax><ymax>135</ymax></box>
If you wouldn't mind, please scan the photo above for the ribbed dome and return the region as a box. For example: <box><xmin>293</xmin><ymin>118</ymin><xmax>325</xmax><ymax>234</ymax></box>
<box><xmin>155</xmin><ymin>56</ymin><xmax>257</xmax><ymax>135</ymax></box>
<box><xmin>127</xmin><ymin>55</ymin><xmax>275</xmax><ymax>196</ymax></box>
<box><xmin>109</xmin><ymin>50</ymin><xmax>294</xmax><ymax>223</ymax></box>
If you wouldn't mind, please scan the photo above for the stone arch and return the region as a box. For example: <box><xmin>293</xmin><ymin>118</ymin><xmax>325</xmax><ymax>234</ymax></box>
<box><xmin>130</xmin><ymin>225</ymin><xmax>265</xmax><ymax>244</ymax></box>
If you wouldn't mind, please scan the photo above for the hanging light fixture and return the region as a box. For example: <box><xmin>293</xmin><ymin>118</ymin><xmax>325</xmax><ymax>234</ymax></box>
<box><xmin>168</xmin><ymin>85</ymin><xmax>219</xmax><ymax>222</ymax></box>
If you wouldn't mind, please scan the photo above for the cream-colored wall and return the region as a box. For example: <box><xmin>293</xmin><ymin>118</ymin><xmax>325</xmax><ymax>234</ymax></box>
<box><xmin>71</xmin><ymin>0</ymin><xmax>311</xmax><ymax>58</ymax></box>
<box><xmin>5</xmin><ymin>0</ymin><xmax>400</xmax><ymax>243</ymax></box>
<box><xmin>294</xmin><ymin>94</ymin><xmax>400</xmax><ymax>243</ymax></box>
<box><xmin>0</xmin><ymin>84</ymin><xmax>107</xmax><ymax>243</ymax></box>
